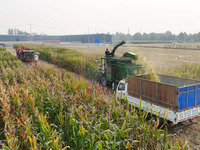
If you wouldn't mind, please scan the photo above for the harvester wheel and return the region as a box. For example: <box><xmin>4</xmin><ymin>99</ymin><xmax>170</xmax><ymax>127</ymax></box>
<box><xmin>101</xmin><ymin>76</ymin><xmax>107</xmax><ymax>86</ymax></box>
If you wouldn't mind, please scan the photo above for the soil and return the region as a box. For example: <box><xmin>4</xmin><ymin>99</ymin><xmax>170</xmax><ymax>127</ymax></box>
<box><xmin>169</xmin><ymin>118</ymin><xmax>200</xmax><ymax>149</ymax></box>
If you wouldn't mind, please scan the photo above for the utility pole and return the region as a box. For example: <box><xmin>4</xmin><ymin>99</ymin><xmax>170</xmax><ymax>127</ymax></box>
<box><xmin>128</xmin><ymin>28</ymin><xmax>130</xmax><ymax>34</ymax></box>
<box><xmin>30</xmin><ymin>24</ymin><xmax>32</xmax><ymax>41</ymax></box>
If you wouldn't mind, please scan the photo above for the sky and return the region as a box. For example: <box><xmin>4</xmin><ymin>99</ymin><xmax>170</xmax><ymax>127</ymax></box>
<box><xmin>0</xmin><ymin>0</ymin><xmax>200</xmax><ymax>35</ymax></box>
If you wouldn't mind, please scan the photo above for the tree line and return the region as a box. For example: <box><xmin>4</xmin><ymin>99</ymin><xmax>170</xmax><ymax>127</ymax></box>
<box><xmin>8</xmin><ymin>28</ymin><xmax>30</xmax><ymax>35</ymax></box>
<box><xmin>7</xmin><ymin>28</ymin><xmax>42</xmax><ymax>35</ymax></box>
<box><xmin>112</xmin><ymin>31</ymin><xmax>200</xmax><ymax>42</ymax></box>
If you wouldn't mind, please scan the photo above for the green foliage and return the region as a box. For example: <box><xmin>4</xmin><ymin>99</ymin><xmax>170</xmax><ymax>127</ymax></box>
<box><xmin>0</xmin><ymin>46</ymin><xmax>6</xmax><ymax>51</ymax></box>
<box><xmin>112</xmin><ymin>31</ymin><xmax>200</xmax><ymax>42</ymax></box>
<box><xmin>163</xmin><ymin>64</ymin><xmax>200</xmax><ymax>80</ymax></box>
<box><xmin>131</xmin><ymin>41</ymin><xmax>169</xmax><ymax>44</ymax></box>
<box><xmin>0</xmin><ymin>51</ymin><xmax>188</xmax><ymax>149</ymax></box>
<box><xmin>0</xmin><ymin>51</ymin><xmax>18</xmax><ymax>65</ymax></box>
<box><xmin>13</xmin><ymin>44</ymin><xmax>20</xmax><ymax>50</ymax></box>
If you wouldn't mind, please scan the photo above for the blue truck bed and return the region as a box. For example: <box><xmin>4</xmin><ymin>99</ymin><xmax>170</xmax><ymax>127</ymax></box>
<box><xmin>128</xmin><ymin>74</ymin><xmax>200</xmax><ymax>111</ymax></box>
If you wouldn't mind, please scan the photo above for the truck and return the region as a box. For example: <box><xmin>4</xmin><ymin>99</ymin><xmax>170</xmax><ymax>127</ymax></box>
<box><xmin>16</xmin><ymin>44</ymin><xmax>39</xmax><ymax>63</ymax></box>
<box><xmin>94</xmin><ymin>40</ymin><xmax>143</xmax><ymax>89</ymax></box>
<box><xmin>0</xmin><ymin>43</ymin><xmax>6</xmax><ymax>47</ymax></box>
<box><xmin>116</xmin><ymin>74</ymin><xmax>200</xmax><ymax>125</ymax></box>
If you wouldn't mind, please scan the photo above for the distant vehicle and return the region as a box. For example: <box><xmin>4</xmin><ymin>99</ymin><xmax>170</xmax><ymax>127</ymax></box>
<box><xmin>116</xmin><ymin>74</ymin><xmax>200</xmax><ymax>125</ymax></box>
<box><xmin>172</xmin><ymin>42</ymin><xmax>178</xmax><ymax>45</ymax></box>
<box><xmin>0</xmin><ymin>43</ymin><xmax>6</xmax><ymax>47</ymax></box>
<box><xmin>16</xmin><ymin>44</ymin><xmax>39</xmax><ymax>63</ymax></box>
<box><xmin>94</xmin><ymin>40</ymin><xmax>143</xmax><ymax>89</ymax></box>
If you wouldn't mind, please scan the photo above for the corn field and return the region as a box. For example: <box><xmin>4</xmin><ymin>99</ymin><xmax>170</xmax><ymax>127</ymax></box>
<box><xmin>13</xmin><ymin>44</ymin><xmax>100</xmax><ymax>79</ymax></box>
<box><xmin>0</xmin><ymin>46</ymin><xmax>6</xmax><ymax>51</ymax></box>
<box><xmin>161</xmin><ymin>64</ymin><xmax>200</xmax><ymax>80</ymax></box>
<box><xmin>0</xmin><ymin>50</ymin><xmax>189</xmax><ymax>149</ymax></box>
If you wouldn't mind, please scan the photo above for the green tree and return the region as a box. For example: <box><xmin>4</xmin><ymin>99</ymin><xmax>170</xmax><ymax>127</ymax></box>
<box><xmin>178</xmin><ymin>32</ymin><xmax>185</xmax><ymax>42</ymax></box>
<box><xmin>8</xmin><ymin>28</ymin><xmax>14</xmax><ymax>35</ymax></box>
<box><xmin>133</xmin><ymin>32</ymin><xmax>142</xmax><ymax>40</ymax></box>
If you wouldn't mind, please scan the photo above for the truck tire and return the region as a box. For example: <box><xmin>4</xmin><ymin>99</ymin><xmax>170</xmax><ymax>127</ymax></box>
<box><xmin>101</xmin><ymin>76</ymin><xmax>107</xmax><ymax>86</ymax></box>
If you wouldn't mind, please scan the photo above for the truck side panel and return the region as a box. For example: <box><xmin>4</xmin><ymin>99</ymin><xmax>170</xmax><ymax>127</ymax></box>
<box><xmin>178</xmin><ymin>92</ymin><xmax>187</xmax><ymax>110</ymax></box>
<box><xmin>128</xmin><ymin>75</ymin><xmax>200</xmax><ymax>112</ymax></box>
<box><xmin>126</xmin><ymin>95</ymin><xmax>200</xmax><ymax>124</ymax></box>
<box><xmin>128</xmin><ymin>76</ymin><xmax>178</xmax><ymax>110</ymax></box>
<box><xmin>157</xmin><ymin>83</ymin><xmax>177</xmax><ymax>107</ymax></box>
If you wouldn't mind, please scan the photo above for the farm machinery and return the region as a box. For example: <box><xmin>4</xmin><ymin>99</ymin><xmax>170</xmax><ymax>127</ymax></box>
<box><xmin>93</xmin><ymin>41</ymin><xmax>200</xmax><ymax>125</ymax></box>
<box><xmin>16</xmin><ymin>44</ymin><xmax>39</xmax><ymax>63</ymax></box>
<box><xmin>94</xmin><ymin>40</ymin><xmax>144</xmax><ymax>89</ymax></box>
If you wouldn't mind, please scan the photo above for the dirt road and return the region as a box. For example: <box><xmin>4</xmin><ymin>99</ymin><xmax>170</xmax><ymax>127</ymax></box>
<box><xmin>6</xmin><ymin>47</ymin><xmax>16</xmax><ymax>56</ymax></box>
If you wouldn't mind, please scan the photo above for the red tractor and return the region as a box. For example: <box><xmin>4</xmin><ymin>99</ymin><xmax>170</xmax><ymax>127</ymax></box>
<box><xmin>16</xmin><ymin>44</ymin><xmax>39</xmax><ymax>63</ymax></box>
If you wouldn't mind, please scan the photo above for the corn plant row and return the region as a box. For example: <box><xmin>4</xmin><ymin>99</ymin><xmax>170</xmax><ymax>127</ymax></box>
<box><xmin>161</xmin><ymin>64</ymin><xmax>200</xmax><ymax>80</ymax></box>
<box><xmin>0</xmin><ymin>51</ymin><xmax>188</xmax><ymax>149</ymax></box>
<box><xmin>13</xmin><ymin>44</ymin><xmax>100</xmax><ymax>79</ymax></box>
<box><xmin>0</xmin><ymin>46</ymin><xmax>6</xmax><ymax>51</ymax></box>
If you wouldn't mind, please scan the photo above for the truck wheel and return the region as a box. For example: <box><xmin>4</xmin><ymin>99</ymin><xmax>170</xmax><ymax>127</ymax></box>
<box><xmin>101</xmin><ymin>76</ymin><xmax>107</xmax><ymax>86</ymax></box>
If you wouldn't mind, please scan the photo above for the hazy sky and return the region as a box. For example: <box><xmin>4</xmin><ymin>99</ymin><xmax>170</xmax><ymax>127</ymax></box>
<box><xmin>0</xmin><ymin>0</ymin><xmax>200</xmax><ymax>35</ymax></box>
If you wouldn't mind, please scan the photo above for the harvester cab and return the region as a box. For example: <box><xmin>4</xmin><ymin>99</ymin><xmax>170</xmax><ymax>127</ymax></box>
<box><xmin>95</xmin><ymin>40</ymin><xmax>144</xmax><ymax>89</ymax></box>
<box><xmin>16</xmin><ymin>44</ymin><xmax>39</xmax><ymax>63</ymax></box>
